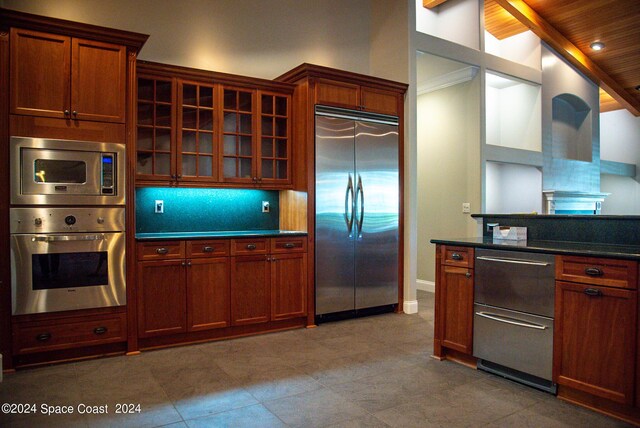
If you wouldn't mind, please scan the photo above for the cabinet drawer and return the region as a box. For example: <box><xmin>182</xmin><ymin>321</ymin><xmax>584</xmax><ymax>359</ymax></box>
<box><xmin>271</xmin><ymin>237</ymin><xmax>307</xmax><ymax>253</ymax></box>
<box><xmin>441</xmin><ymin>246</ymin><xmax>474</xmax><ymax>268</ymax></box>
<box><xmin>556</xmin><ymin>256</ymin><xmax>638</xmax><ymax>289</ymax></box>
<box><xmin>137</xmin><ymin>241</ymin><xmax>185</xmax><ymax>260</ymax></box>
<box><xmin>231</xmin><ymin>238</ymin><xmax>269</xmax><ymax>255</ymax></box>
<box><xmin>13</xmin><ymin>313</ymin><xmax>127</xmax><ymax>355</ymax></box>
<box><xmin>187</xmin><ymin>240</ymin><xmax>230</xmax><ymax>258</ymax></box>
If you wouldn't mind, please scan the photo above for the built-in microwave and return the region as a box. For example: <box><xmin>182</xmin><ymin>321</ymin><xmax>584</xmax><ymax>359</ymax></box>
<box><xmin>10</xmin><ymin>136</ymin><xmax>125</xmax><ymax>205</ymax></box>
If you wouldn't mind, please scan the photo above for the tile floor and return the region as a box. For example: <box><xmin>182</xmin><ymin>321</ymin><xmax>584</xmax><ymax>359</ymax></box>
<box><xmin>0</xmin><ymin>291</ymin><xmax>632</xmax><ymax>427</ymax></box>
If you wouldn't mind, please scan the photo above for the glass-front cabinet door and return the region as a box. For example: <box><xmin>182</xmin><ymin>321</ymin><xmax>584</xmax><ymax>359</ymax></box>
<box><xmin>136</xmin><ymin>77</ymin><xmax>175</xmax><ymax>181</ymax></box>
<box><xmin>258</xmin><ymin>92</ymin><xmax>290</xmax><ymax>185</ymax></box>
<box><xmin>221</xmin><ymin>87</ymin><xmax>255</xmax><ymax>183</ymax></box>
<box><xmin>178</xmin><ymin>81</ymin><xmax>217</xmax><ymax>181</ymax></box>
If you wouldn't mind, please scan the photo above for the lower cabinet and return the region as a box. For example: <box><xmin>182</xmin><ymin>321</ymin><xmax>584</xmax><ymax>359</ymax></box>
<box><xmin>230</xmin><ymin>255</ymin><xmax>271</xmax><ymax>325</ymax></box>
<box><xmin>137</xmin><ymin>259</ymin><xmax>188</xmax><ymax>338</ymax></box>
<box><xmin>137</xmin><ymin>236</ymin><xmax>307</xmax><ymax>338</ymax></box>
<box><xmin>434</xmin><ymin>245</ymin><xmax>474</xmax><ymax>357</ymax></box>
<box><xmin>554</xmin><ymin>280</ymin><xmax>637</xmax><ymax>405</ymax></box>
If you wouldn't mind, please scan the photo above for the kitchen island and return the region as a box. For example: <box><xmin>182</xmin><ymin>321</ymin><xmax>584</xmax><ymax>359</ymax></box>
<box><xmin>431</xmin><ymin>214</ymin><xmax>640</xmax><ymax>425</ymax></box>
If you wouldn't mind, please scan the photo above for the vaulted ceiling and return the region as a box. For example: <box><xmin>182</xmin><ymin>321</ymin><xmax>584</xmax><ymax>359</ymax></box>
<box><xmin>425</xmin><ymin>0</ymin><xmax>640</xmax><ymax>116</ymax></box>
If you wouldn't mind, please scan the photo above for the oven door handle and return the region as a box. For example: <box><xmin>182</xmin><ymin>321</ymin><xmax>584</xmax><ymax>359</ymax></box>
<box><xmin>31</xmin><ymin>234</ymin><xmax>106</xmax><ymax>242</ymax></box>
<box><xmin>475</xmin><ymin>311</ymin><xmax>548</xmax><ymax>330</ymax></box>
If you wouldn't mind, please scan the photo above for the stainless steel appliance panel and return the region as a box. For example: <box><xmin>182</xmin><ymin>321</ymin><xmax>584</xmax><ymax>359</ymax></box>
<box><xmin>11</xmin><ymin>231</ymin><xmax>126</xmax><ymax>315</ymax></box>
<box><xmin>475</xmin><ymin>248</ymin><xmax>555</xmax><ymax>317</ymax></box>
<box><xmin>11</xmin><ymin>136</ymin><xmax>125</xmax><ymax>205</ymax></box>
<box><xmin>10</xmin><ymin>207</ymin><xmax>125</xmax><ymax>234</ymax></box>
<box><xmin>473</xmin><ymin>303</ymin><xmax>554</xmax><ymax>381</ymax></box>
<box><xmin>315</xmin><ymin>116</ymin><xmax>356</xmax><ymax>315</ymax></box>
<box><xmin>354</xmin><ymin>121</ymin><xmax>398</xmax><ymax>309</ymax></box>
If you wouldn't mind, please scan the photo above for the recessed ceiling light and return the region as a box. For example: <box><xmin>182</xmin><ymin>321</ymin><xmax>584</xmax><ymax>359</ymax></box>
<box><xmin>590</xmin><ymin>42</ymin><xmax>605</xmax><ymax>51</ymax></box>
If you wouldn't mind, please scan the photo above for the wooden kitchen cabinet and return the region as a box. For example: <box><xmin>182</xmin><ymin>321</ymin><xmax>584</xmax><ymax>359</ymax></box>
<box><xmin>137</xmin><ymin>259</ymin><xmax>188</xmax><ymax>338</ymax></box>
<box><xmin>315</xmin><ymin>78</ymin><xmax>400</xmax><ymax>115</ymax></box>
<box><xmin>10</xmin><ymin>28</ymin><xmax>126</xmax><ymax>123</ymax></box>
<box><xmin>271</xmin><ymin>252</ymin><xmax>307</xmax><ymax>320</ymax></box>
<box><xmin>554</xmin><ymin>280</ymin><xmax>637</xmax><ymax>405</ymax></box>
<box><xmin>230</xmin><ymin>254</ymin><xmax>271</xmax><ymax>325</ymax></box>
<box><xmin>187</xmin><ymin>257</ymin><xmax>230</xmax><ymax>331</ymax></box>
<box><xmin>434</xmin><ymin>245</ymin><xmax>475</xmax><ymax>358</ymax></box>
<box><xmin>135</xmin><ymin>62</ymin><xmax>294</xmax><ymax>188</ymax></box>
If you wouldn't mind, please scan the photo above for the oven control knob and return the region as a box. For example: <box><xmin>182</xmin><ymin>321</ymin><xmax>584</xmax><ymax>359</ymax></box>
<box><xmin>34</xmin><ymin>218</ymin><xmax>43</xmax><ymax>227</ymax></box>
<box><xmin>64</xmin><ymin>215</ymin><xmax>77</xmax><ymax>225</ymax></box>
<box><xmin>97</xmin><ymin>217</ymin><xmax>105</xmax><ymax>224</ymax></box>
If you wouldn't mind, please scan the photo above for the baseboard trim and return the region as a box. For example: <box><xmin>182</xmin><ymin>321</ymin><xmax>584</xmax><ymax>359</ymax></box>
<box><xmin>404</xmin><ymin>300</ymin><xmax>418</xmax><ymax>314</ymax></box>
<box><xmin>417</xmin><ymin>279</ymin><xmax>435</xmax><ymax>293</ymax></box>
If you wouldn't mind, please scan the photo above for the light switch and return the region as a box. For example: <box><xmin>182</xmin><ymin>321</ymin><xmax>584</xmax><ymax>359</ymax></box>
<box><xmin>462</xmin><ymin>202</ymin><xmax>470</xmax><ymax>214</ymax></box>
<box><xmin>262</xmin><ymin>201</ymin><xmax>270</xmax><ymax>213</ymax></box>
<box><xmin>155</xmin><ymin>200</ymin><xmax>164</xmax><ymax>214</ymax></box>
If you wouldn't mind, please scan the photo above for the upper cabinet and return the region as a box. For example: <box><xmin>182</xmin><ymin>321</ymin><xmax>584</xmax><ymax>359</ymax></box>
<box><xmin>135</xmin><ymin>62</ymin><xmax>294</xmax><ymax>188</ymax></box>
<box><xmin>315</xmin><ymin>78</ymin><xmax>400</xmax><ymax>116</ymax></box>
<box><xmin>10</xmin><ymin>28</ymin><xmax>127</xmax><ymax>123</ymax></box>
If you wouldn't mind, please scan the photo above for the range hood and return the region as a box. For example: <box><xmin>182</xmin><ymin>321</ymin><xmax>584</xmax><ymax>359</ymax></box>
<box><xmin>542</xmin><ymin>190</ymin><xmax>609</xmax><ymax>215</ymax></box>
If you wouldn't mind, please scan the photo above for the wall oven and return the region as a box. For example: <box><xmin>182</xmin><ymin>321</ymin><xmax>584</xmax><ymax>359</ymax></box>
<box><xmin>10</xmin><ymin>207</ymin><xmax>126</xmax><ymax>315</ymax></box>
<box><xmin>10</xmin><ymin>136</ymin><xmax>125</xmax><ymax>205</ymax></box>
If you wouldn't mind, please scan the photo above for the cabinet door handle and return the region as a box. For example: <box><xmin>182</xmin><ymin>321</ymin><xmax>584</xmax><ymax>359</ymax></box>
<box><xmin>451</xmin><ymin>253</ymin><xmax>463</xmax><ymax>261</ymax></box>
<box><xmin>170</xmin><ymin>174</ymin><xmax>176</xmax><ymax>179</ymax></box>
<box><xmin>283</xmin><ymin>243</ymin><xmax>295</xmax><ymax>249</ymax></box>
<box><xmin>36</xmin><ymin>333</ymin><xmax>52</xmax><ymax>342</ymax></box>
<box><xmin>584</xmin><ymin>288</ymin><xmax>603</xmax><ymax>297</ymax></box>
<box><xmin>156</xmin><ymin>248</ymin><xmax>169</xmax><ymax>255</ymax></box>
<box><xmin>585</xmin><ymin>267</ymin><xmax>604</xmax><ymax>276</ymax></box>
<box><xmin>64</xmin><ymin>109</ymin><xmax>70</xmax><ymax>116</ymax></box>
<box><xmin>72</xmin><ymin>110</ymin><xmax>78</xmax><ymax>117</ymax></box>
<box><xmin>187</xmin><ymin>261</ymin><xmax>192</xmax><ymax>267</ymax></box>
<box><xmin>465</xmin><ymin>272</ymin><xmax>471</xmax><ymax>278</ymax></box>
<box><xmin>246</xmin><ymin>244</ymin><xmax>257</xmax><ymax>250</ymax></box>
<box><xmin>93</xmin><ymin>326</ymin><xmax>108</xmax><ymax>335</ymax></box>
<box><xmin>203</xmin><ymin>246</ymin><xmax>214</xmax><ymax>252</ymax></box>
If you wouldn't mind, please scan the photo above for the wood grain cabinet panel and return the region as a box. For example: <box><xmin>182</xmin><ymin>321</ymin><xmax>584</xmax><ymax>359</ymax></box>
<box><xmin>10</xmin><ymin>28</ymin><xmax>126</xmax><ymax>123</ymax></box>
<box><xmin>187</xmin><ymin>257</ymin><xmax>230</xmax><ymax>331</ymax></box>
<box><xmin>137</xmin><ymin>241</ymin><xmax>185</xmax><ymax>261</ymax></box>
<box><xmin>442</xmin><ymin>246</ymin><xmax>474</xmax><ymax>268</ymax></box>
<box><xmin>315</xmin><ymin>79</ymin><xmax>360</xmax><ymax>109</ymax></box>
<box><xmin>360</xmin><ymin>87</ymin><xmax>399</xmax><ymax>116</ymax></box>
<box><xmin>187</xmin><ymin>240</ymin><xmax>230</xmax><ymax>258</ymax></box>
<box><xmin>10</xmin><ymin>28</ymin><xmax>70</xmax><ymax>119</ymax></box>
<box><xmin>554</xmin><ymin>281</ymin><xmax>637</xmax><ymax>404</ymax></box>
<box><xmin>231</xmin><ymin>255</ymin><xmax>270</xmax><ymax>325</ymax></box>
<box><xmin>137</xmin><ymin>260</ymin><xmax>187</xmax><ymax>338</ymax></box>
<box><xmin>439</xmin><ymin>265</ymin><xmax>474</xmax><ymax>354</ymax></box>
<box><xmin>271</xmin><ymin>253</ymin><xmax>307</xmax><ymax>320</ymax></box>
<box><xmin>556</xmin><ymin>256</ymin><xmax>638</xmax><ymax>289</ymax></box>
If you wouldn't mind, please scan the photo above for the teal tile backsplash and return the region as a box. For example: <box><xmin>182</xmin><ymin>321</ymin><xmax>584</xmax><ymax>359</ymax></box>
<box><xmin>136</xmin><ymin>188</ymin><xmax>279</xmax><ymax>233</ymax></box>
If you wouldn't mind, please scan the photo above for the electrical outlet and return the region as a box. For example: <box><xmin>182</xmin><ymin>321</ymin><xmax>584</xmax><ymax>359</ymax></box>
<box><xmin>155</xmin><ymin>200</ymin><xmax>164</xmax><ymax>214</ymax></box>
<box><xmin>262</xmin><ymin>201</ymin><xmax>270</xmax><ymax>213</ymax></box>
<box><xmin>462</xmin><ymin>202</ymin><xmax>470</xmax><ymax>214</ymax></box>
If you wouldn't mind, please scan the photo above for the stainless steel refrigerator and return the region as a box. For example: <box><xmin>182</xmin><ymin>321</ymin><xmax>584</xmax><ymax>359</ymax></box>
<box><xmin>315</xmin><ymin>106</ymin><xmax>399</xmax><ymax>318</ymax></box>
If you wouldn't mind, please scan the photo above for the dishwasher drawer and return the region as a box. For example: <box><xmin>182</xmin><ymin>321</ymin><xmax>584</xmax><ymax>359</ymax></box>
<box><xmin>475</xmin><ymin>248</ymin><xmax>555</xmax><ymax>317</ymax></box>
<box><xmin>473</xmin><ymin>303</ymin><xmax>554</xmax><ymax>381</ymax></box>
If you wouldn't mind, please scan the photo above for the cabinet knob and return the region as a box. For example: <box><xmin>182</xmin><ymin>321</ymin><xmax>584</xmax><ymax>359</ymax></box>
<box><xmin>72</xmin><ymin>110</ymin><xmax>78</xmax><ymax>117</ymax></box>
<box><xmin>451</xmin><ymin>253</ymin><xmax>463</xmax><ymax>261</ymax></box>
<box><xmin>203</xmin><ymin>246</ymin><xmax>214</xmax><ymax>252</ymax></box>
<box><xmin>585</xmin><ymin>267</ymin><xmax>604</xmax><ymax>277</ymax></box>
<box><xmin>64</xmin><ymin>109</ymin><xmax>70</xmax><ymax>116</ymax></box>
<box><xmin>177</xmin><ymin>174</ymin><xmax>182</xmax><ymax>179</ymax></box>
<box><xmin>93</xmin><ymin>326</ymin><xmax>108</xmax><ymax>335</ymax></box>
<box><xmin>181</xmin><ymin>261</ymin><xmax>186</xmax><ymax>267</ymax></box>
<box><xmin>187</xmin><ymin>261</ymin><xmax>192</xmax><ymax>266</ymax></box>
<box><xmin>156</xmin><ymin>247</ymin><xmax>169</xmax><ymax>255</ymax></box>
<box><xmin>584</xmin><ymin>288</ymin><xmax>602</xmax><ymax>297</ymax></box>
<box><xmin>36</xmin><ymin>333</ymin><xmax>52</xmax><ymax>342</ymax></box>
<box><xmin>246</xmin><ymin>244</ymin><xmax>257</xmax><ymax>250</ymax></box>
<box><xmin>465</xmin><ymin>272</ymin><xmax>471</xmax><ymax>278</ymax></box>
<box><xmin>283</xmin><ymin>243</ymin><xmax>295</xmax><ymax>249</ymax></box>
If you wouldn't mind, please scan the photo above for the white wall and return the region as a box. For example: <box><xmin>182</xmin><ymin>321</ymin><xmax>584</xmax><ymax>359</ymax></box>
<box><xmin>600</xmin><ymin>109</ymin><xmax>640</xmax><ymax>214</ymax></box>
<box><xmin>2</xmin><ymin>0</ymin><xmax>372</xmax><ymax>79</ymax></box>
<box><xmin>484</xmin><ymin>30</ymin><xmax>541</xmax><ymax>69</ymax></box>
<box><xmin>486</xmin><ymin>162</ymin><xmax>542</xmax><ymax>213</ymax></box>
<box><xmin>417</xmin><ymin>77</ymin><xmax>480</xmax><ymax>282</ymax></box>
<box><xmin>415</xmin><ymin>0</ymin><xmax>479</xmax><ymax>50</ymax></box>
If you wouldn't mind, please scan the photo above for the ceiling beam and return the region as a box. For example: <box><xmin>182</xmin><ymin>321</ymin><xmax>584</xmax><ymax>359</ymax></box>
<box><xmin>493</xmin><ymin>0</ymin><xmax>640</xmax><ymax>116</ymax></box>
<box><xmin>423</xmin><ymin>0</ymin><xmax>450</xmax><ymax>9</ymax></box>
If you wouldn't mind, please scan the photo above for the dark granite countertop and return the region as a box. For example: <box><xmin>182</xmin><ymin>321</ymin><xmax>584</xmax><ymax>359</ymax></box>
<box><xmin>136</xmin><ymin>230</ymin><xmax>308</xmax><ymax>240</ymax></box>
<box><xmin>430</xmin><ymin>237</ymin><xmax>640</xmax><ymax>260</ymax></box>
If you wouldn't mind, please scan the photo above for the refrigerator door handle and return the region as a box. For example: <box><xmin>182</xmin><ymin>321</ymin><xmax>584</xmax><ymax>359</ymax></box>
<box><xmin>344</xmin><ymin>174</ymin><xmax>355</xmax><ymax>236</ymax></box>
<box><xmin>356</xmin><ymin>175</ymin><xmax>364</xmax><ymax>237</ymax></box>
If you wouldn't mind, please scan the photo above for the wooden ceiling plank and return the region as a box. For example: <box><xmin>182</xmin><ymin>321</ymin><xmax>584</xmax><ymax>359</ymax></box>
<box><xmin>423</xmin><ymin>0</ymin><xmax>450</xmax><ymax>9</ymax></box>
<box><xmin>492</xmin><ymin>0</ymin><xmax>640</xmax><ymax>116</ymax></box>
